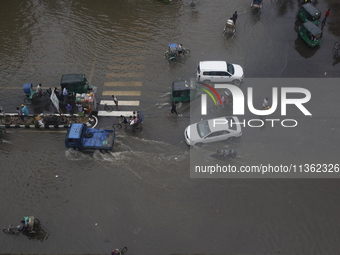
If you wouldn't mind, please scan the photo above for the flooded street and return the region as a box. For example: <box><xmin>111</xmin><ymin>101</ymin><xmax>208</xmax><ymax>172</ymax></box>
<box><xmin>1</xmin><ymin>0</ymin><xmax>340</xmax><ymax>254</ymax></box>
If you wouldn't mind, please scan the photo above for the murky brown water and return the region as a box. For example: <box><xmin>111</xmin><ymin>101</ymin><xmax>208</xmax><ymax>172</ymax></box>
<box><xmin>1</xmin><ymin>0</ymin><xmax>340</xmax><ymax>254</ymax></box>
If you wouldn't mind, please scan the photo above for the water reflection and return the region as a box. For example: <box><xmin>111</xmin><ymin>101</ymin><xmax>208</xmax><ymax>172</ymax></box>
<box><xmin>332</xmin><ymin>54</ymin><xmax>340</xmax><ymax>66</ymax></box>
<box><xmin>272</xmin><ymin>0</ymin><xmax>295</xmax><ymax>16</ymax></box>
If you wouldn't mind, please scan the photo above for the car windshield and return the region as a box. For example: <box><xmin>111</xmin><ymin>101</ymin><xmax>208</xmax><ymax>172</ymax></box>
<box><xmin>196</xmin><ymin>120</ymin><xmax>211</xmax><ymax>138</ymax></box>
<box><xmin>227</xmin><ymin>63</ymin><xmax>234</xmax><ymax>75</ymax></box>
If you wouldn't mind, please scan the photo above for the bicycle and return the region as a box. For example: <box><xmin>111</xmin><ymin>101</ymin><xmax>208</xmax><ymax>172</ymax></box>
<box><xmin>332</xmin><ymin>42</ymin><xmax>339</xmax><ymax>56</ymax></box>
<box><xmin>112</xmin><ymin>116</ymin><xmax>142</xmax><ymax>133</ymax></box>
<box><xmin>96</xmin><ymin>103</ymin><xmax>113</xmax><ymax>112</ymax></box>
<box><xmin>3</xmin><ymin>225</ymin><xmax>21</xmax><ymax>234</ymax></box>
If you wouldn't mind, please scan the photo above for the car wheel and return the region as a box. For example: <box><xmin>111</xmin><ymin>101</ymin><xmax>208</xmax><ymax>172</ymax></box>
<box><xmin>202</xmin><ymin>80</ymin><xmax>211</xmax><ymax>85</ymax></box>
<box><xmin>232</xmin><ymin>80</ymin><xmax>241</xmax><ymax>86</ymax></box>
<box><xmin>195</xmin><ymin>143</ymin><xmax>203</xmax><ymax>147</ymax></box>
<box><xmin>228</xmin><ymin>136</ymin><xmax>236</xmax><ymax>141</ymax></box>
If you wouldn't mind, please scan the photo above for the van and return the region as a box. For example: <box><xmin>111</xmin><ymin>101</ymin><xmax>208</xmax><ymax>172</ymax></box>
<box><xmin>196</xmin><ymin>61</ymin><xmax>244</xmax><ymax>85</ymax></box>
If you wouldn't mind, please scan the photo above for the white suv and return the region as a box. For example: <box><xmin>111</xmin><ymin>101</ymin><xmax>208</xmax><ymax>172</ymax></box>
<box><xmin>196</xmin><ymin>61</ymin><xmax>244</xmax><ymax>85</ymax></box>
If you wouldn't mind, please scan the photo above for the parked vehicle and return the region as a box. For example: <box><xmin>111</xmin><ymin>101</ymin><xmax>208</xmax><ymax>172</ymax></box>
<box><xmin>196</xmin><ymin>61</ymin><xmax>244</xmax><ymax>85</ymax></box>
<box><xmin>184</xmin><ymin>116</ymin><xmax>242</xmax><ymax>146</ymax></box>
<box><xmin>223</xmin><ymin>19</ymin><xmax>235</xmax><ymax>35</ymax></box>
<box><xmin>60</xmin><ymin>74</ymin><xmax>92</xmax><ymax>94</ymax></box>
<box><xmin>170</xmin><ymin>80</ymin><xmax>201</xmax><ymax>102</ymax></box>
<box><xmin>65</xmin><ymin>123</ymin><xmax>115</xmax><ymax>152</ymax></box>
<box><xmin>298</xmin><ymin>21</ymin><xmax>322</xmax><ymax>47</ymax></box>
<box><xmin>298</xmin><ymin>3</ymin><xmax>321</xmax><ymax>25</ymax></box>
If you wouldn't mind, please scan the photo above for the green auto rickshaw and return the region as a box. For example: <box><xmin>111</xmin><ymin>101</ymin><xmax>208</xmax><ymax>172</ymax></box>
<box><xmin>60</xmin><ymin>74</ymin><xmax>92</xmax><ymax>94</ymax></box>
<box><xmin>298</xmin><ymin>21</ymin><xmax>322</xmax><ymax>47</ymax></box>
<box><xmin>171</xmin><ymin>80</ymin><xmax>200</xmax><ymax>102</ymax></box>
<box><xmin>298</xmin><ymin>3</ymin><xmax>321</xmax><ymax>25</ymax></box>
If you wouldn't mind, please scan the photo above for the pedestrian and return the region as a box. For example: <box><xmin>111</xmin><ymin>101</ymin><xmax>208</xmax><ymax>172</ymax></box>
<box><xmin>54</xmin><ymin>87</ymin><xmax>60</xmax><ymax>99</ymax></box>
<box><xmin>232</xmin><ymin>11</ymin><xmax>238</xmax><ymax>24</ymax></box>
<box><xmin>63</xmin><ymin>87</ymin><xmax>69</xmax><ymax>101</ymax></box>
<box><xmin>111</xmin><ymin>95</ymin><xmax>120</xmax><ymax>110</ymax></box>
<box><xmin>322</xmin><ymin>8</ymin><xmax>330</xmax><ymax>26</ymax></box>
<box><xmin>36</xmin><ymin>83</ymin><xmax>42</xmax><ymax>95</ymax></box>
<box><xmin>66</xmin><ymin>103</ymin><xmax>72</xmax><ymax>114</ymax></box>
<box><xmin>21</xmin><ymin>104</ymin><xmax>29</xmax><ymax>116</ymax></box>
<box><xmin>168</xmin><ymin>101</ymin><xmax>178</xmax><ymax>116</ymax></box>
<box><xmin>221</xmin><ymin>94</ymin><xmax>226</xmax><ymax>108</ymax></box>
<box><xmin>262</xmin><ymin>97</ymin><xmax>269</xmax><ymax>110</ymax></box>
<box><xmin>16</xmin><ymin>107</ymin><xmax>24</xmax><ymax>121</ymax></box>
<box><xmin>76</xmin><ymin>103</ymin><xmax>83</xmax><ymax>113</ymax></box>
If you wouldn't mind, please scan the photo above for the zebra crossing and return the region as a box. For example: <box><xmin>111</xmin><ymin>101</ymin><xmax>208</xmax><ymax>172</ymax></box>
<box><xmin>97</xmin><ymin>59</ymin><xmax>145</xmax><ymax>117</ymax></box>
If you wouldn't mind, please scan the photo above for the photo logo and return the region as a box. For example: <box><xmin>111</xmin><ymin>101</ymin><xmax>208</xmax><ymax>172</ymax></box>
<box><xmin>201</xmin><ymin>84</ymin><xmax>312</xmax><ymax>116</ymax></box>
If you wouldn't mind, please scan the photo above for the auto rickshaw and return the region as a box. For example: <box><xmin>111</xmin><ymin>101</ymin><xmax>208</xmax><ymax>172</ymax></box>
<box><xmin>60</xmin><ymin>74</ymin><xmax>92</xmax><ymax>94</ymax></box>
<box><xmin>170</xmin><ymin>80</ymin><xmax>200</xmax><ymax>102</ymax></box>
<box><xmin>251</xmin><ymin>0</ymin><xmax>263</xmax><ymax>11</ymax></box>
<box><xmin>298</xmin><ymin>3</ymin><xmax>321</xmax><ymax>25</ymax></box>
<box><xmin>223</xmin><ymin>19</ymin><xmax>235</xmax><ymax>35</ymax></box>
<box><xmin>298</xmin><ymin>21</ymin><xmax>322</xmax><ymax>47</ymax></box>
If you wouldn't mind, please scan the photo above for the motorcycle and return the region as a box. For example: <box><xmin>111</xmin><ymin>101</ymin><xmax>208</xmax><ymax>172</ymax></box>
<box><xmin>3</xmin><ymin>216</ymin><xmax>40</xmax><ymax>235</ymax></box>
<box><xmin>211</xmin><ymin>148</ymin><xmax>237</xmax><ymax>159</ymax></box>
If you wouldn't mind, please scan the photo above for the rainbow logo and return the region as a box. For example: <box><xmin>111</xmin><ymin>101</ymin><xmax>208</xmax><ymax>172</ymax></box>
<box><xmin>197</xmin><ymin>82</ymin><xmax>222</xmax><ymax>106</ymax></box>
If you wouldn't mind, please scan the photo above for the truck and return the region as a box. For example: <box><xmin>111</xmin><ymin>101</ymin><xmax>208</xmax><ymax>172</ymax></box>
<box><xmin>65</xmin><ymin>123</ymin><xmax>115</xmax><ymax>152</ymax></box>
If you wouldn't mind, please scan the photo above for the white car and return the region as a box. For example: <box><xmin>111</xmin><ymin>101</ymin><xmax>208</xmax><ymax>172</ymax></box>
<box><xmin>196</xmin><ymin>61</ymin><xmax>244</xmax><ymax>85</ymax></box>
<box><xmin>184</xmin><ymin>116</ymin><xmax>242</xmax><ymax>146</ymax></box>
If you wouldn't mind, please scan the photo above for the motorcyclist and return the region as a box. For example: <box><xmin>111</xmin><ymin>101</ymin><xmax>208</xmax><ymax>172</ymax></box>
<box><xmin>19</xmin><ymin>217</ymin><xmax>30</xmax><ymax>233</ymax></box>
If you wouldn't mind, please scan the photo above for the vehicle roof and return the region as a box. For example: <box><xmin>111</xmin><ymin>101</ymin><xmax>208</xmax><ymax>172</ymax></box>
<box><xmin>199</xmin><ymin>61</ymin><xmax>227</xmax><ymax>71</ymax></box>
<box><xmin>68</xmin><ymin>123</ymin><xmax>84</xmax><ymax>139</ymax></box>
<box><xmin>61</xmin><ymin>74</ymin><xmax>85</xmax><ymax>84</ymax></box>
<box><xmin>301</xmin><ymin>3</ymin><xmax>320</xmax><ymax>16</ymax></box>
<box><xmin>303</xmin><ymin>21</ymin><xmax>322</xmax><ymax>35</ymax></box>
<box><xmin>172</xmin><ymin>81</ymin><xmax>190</xmax><ymax>91</ymax></box>
<box><xmin>169</xmin><ymin>43</ymin><xmax>177</xmax><ymax>48</ymax></box>
<box><xmin>207</xmin><ymin>117</ymin><xmax>232</xmax><ymax>132</ymax></box>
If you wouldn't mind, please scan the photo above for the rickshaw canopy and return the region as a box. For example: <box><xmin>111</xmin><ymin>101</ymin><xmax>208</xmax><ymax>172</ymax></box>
<box><xmin>23</xmin><ymin>83</ymin><xmax>33</xmax><ymax>95</ymax></box>
<box><xmin>168</xmin><ymin>43</ymin><xmax>178</xmax><ymax>52</ymax></box>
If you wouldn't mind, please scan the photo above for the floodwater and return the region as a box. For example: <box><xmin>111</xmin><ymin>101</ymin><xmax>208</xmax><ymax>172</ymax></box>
<box><xmin>0</xmin><ymin>0</ymin><xmax>340</xmax><ymax>254</ymax></box>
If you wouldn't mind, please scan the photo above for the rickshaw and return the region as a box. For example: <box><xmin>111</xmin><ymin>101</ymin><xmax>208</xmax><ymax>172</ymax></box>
<box><xmin>251</xmin><ymin>0</ymin><xmax>263</xmax><ymax>11</ymax></box>
<box><xmin>223</xmin><ymin>19</ymin><xmax>235</xmax><ymax>35</ymax></box>
<box><xmin>298</xmin><ymin>21</ymin><xmax>322</xmax><ymax>47</ymax></box>
<box><xmin>170</xmin><ymin>80</ymin><xmax>201</xmax><ymax>102</ymax></box>
<box><xmin>60</xmin><ymin>74</ymin><xmax>92</xmax><ymax>94</ymax></box>
<box><xmin>23</xmin><ymin>83</ymin><xmax>50</xmax><ymax>104</ymax></box>
<box><xmin>164</xmin><ymin>43</ymin><xmax>190</xmax><ymax>64</ymax></box>
<box><xmin>298</xmin><ymin>3</ymin><xmax>321</xmax><ymax>25</ymax></box>
<box><xmin>165</xmin><ymin>43</ymin><xmax>179</xmax><ymax>63</ymax></box>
